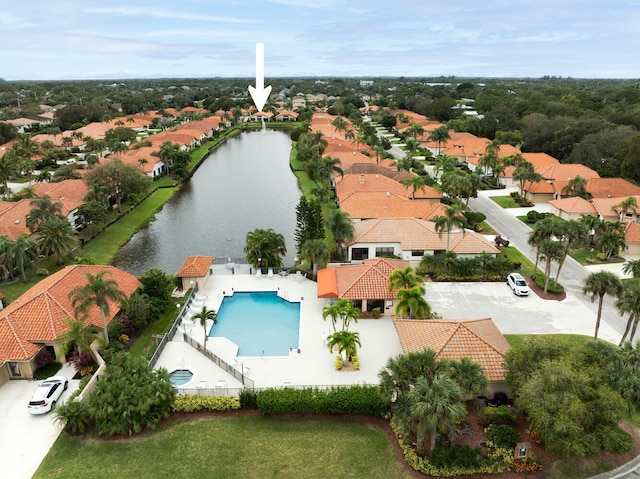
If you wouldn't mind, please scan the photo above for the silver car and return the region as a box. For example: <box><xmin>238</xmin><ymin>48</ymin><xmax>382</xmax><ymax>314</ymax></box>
<box><xmin>27</xmin><ymin>375</ymin><xmax>68</xmax><ymax>415</ymax></box>
<box><xmin>507</xmin><ymin>272</ymin><xmax>530</xmax><ymax>296</ymax></box>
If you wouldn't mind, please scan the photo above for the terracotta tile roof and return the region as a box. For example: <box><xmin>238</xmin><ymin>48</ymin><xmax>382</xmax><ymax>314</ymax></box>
<box><xmin>347</xmin><ymin>218</ymin><xmax>499</xmax><ymax>254</ymax></box>
<box><xmin>319</xmin><ymin>258</ymin><xmax>410</xmax><ymax>300</ymax></box>
<box><xmin>176</xmin><ymin>256</ymin><xmax>214</xmax><ymax>277</ymax></box>
<box><xmin>591</xmin><ymin>197</ymin><xmax>621</xmax><ymax>218</ymax></box>
<box><xmin>625</xmin><ymin>222</ymin><xmax>640</xmax><ymax>243</ymax></box>
<box><xmin>0</xmin><ymin>265</ymin><xmax>140</xmax><ymax>363</ymax></box>
<box><xmin>335</xmin><ymin>174</ymin><xmax>441</xmax><ymax>201</ymax></box>
<box><xmin>31</xmin><ymin>179</ymin><xmax>88</xmax><ymax>203</ymax></box>
<box><xmin>393</xmin><ymin>318</ymin><xmax>511</xmax><ymax>381</ymax></box>
<box><xmin>341</xmin><ymin>163</ymin><xmax>415</xmax><ymax>182</ymax></box>
<box><xmin>586</xmin><ymin>178</ymin><xmax>640</xmax><ymax>199</ymax></box>
<box><xmin>532</xmin><ymin>163</ymin><xmax>600</xmax><ymax>195</ymax></box>
<box><xmin>339</xmin><ymin>192</ymin><xmax>441</xmax><ymax>220</ymax></box>
<box><xmin>520</xmin><ymin>152</ymin><xmax>560</xmax><ymax>167</ymax></box>
<box><xmin>119</xmin><ymin>146</ymin><xmax>161</xmax><ymax>173</ymax></box>
<box><xmin>548</xmin><ymin>197</ymin><xmax>598</xmax><ymax>215</ymax></box>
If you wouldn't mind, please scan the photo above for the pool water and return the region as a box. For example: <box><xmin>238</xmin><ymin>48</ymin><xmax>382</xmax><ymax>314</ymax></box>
<box><xmin>209</xmin><ymin>291</ymin><xmax>300</xmax><ymax>356</ymax></box>
<box><xmin>170</xmin><ymin>369</ymin><xmax>193</xmax><ymax>387</ymax></box>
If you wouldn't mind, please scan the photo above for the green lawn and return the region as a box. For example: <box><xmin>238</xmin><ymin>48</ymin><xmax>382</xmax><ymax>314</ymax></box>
<box><xmin>33</xmin><ymin>416</ymin><xmax>413</xmax><ymax>479</ymax></box>
<box><xmin>128</xmin><ymin>299</ymin><xmax>187</xmax><ymax>357</ymax></box>
<box><xmin>490</xmin><ymin>195</ymin><xmax>520</xmax><ymax>208</ymax></box>
<box><xmin>500</xmin><ymin>245</ymin><xmax>539</xmax><ymax>277</ymax></box>
<box><xmin>504</xmin><ymin>333</ymin><xmax>594</xmax><ymax>350</ymax></box>
<box><xmin>569</xmin><ymin>248</ymin><xmax>626</xmax><ymax>266</ymax></box>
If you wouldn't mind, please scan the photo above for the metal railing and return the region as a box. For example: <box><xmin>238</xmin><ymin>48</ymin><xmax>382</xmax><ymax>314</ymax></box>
<box><xmin>183</xmin><ymin>334</ymin><xmax>254</xmax><ymax>389</ymax></box>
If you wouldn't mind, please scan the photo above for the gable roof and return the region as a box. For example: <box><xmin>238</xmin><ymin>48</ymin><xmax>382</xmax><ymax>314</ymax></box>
<box><xmin>625</xmin><ymin>222</ymin><xmax>640</xmax><ymax>244</ymax></box>
<box><xmin>317</xmin><ymin>258</ymin><xmax>410</xmax><ymax>300</ymax></box>
<box><xmin>0</xmin><ymin>265</ymin><xmax>140</xmax><ymax>363</ymax></box>
<box><xmin>548</xmin><ymin>196</ymin><xmax>598</xmax><ymax>215</ymax></box>
<box><xmin>586</xmin><ymin>178</ymin><xmax>640</xmax><ymax>199</ymax></box>
<box><xmin>393</xmin><ymin>318</ymin><xmax>511</xmax><ymax>381</ymax></box>
<box><xmin>335</xmin><ymin>174</ymin><xmax>441</xmax><ymax>202</ymax></box>
<box><xmin>175</xmin><ymin>256</ymin><xmax>214</xmax><ymax>277</ymax></box>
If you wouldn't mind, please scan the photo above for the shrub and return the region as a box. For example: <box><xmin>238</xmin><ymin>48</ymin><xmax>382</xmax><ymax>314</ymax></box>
<box><xmin>33</xmin><ymin>361</ymin><xmax>62</xmax><ymax>380</ymax></box>
<box><xmin>239</xmin><ymin>389</ymin><xmax>259</xmax><ymax>409</ymax></box>
<box><xmin>171</xmin><ymin>394</ymin><xmax>240</xmax><ymax>413</ymax></box>
<box><xmin>430</xmin><ymin>444</ymin><xmax>488</xmax><ymax>469</ymax></box>
<box><xmin>335</xmin><ymin>355</ymin><xmax>343</xmax><ymax>370</ymax></box>
<box><xmin>494</xmin><ymin>235</ymin><xmax>510</xmax><ymax>247</ymax></box>
<box><xmin>53</xmin><ymin>400</ymin><xmax>92</xmax><ymax>434</ymax></box>
<box><xmin>36</xmin><ymin>268</ymin><xmax>49</xmax><ymax>276</ymax></box>
<box><xmin>597</xmin><ymin>426</ymin><xmax>633</xmax><ymax>454</ymax></box>
<box><xmin>484</xmin><ymin>405</ymin><xmax>517</xmax><ymax>425</ymax></box>
<box><xmin>486</xmin><ymin>424</ymin><xmax>520</xmax><ymax>449</ymax></box>
<box><xmin>256</xmin><ymin>385</ymin><xmax>390</xmax><ymax>416</ymax></box>
<box><xmin>35</xmin><ymin>349</ymin><xmax>55</xmax><ymax>367</ymax></box>
<box><xmin>359</xmin><ymin>307</ymin><xmax>382</xmax><ymax>319</ymax></box>
<box><xmin>352</xmin><ymin>355</ymin><xmax>361</xmax><ymax>370</ymax></box>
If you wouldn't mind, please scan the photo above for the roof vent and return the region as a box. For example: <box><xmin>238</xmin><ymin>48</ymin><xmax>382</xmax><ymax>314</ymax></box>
<box><xmin>359</xmin><ymin>175</ymin><xmax>365</xmax><ymax>184</ymax></box>
<box><xmin>14</xmin><ymin>219</ymin><xmax>19</xmax><ymax>224</ymax></box>
<box><xmin>386</xmin><ymin>191</ymin><xmax>391</xmax><ymax>197</ymax></box>
<box><xmin>376</xmin><ymin>174</ymin><xmax>380</xmax><ymax>179</ymax></box>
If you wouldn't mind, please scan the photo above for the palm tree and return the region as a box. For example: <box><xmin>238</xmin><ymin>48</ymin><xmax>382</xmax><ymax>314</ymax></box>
<box><xmin>332</xmin><ymin>116</ymin><xmax>347</xmax><ymax>137</ymax></box>
<box><xmin>191</xmin><ymin>305</ymin><xmax>217</xmax><ymax>348</ymax></box>
<box><xmin>512</xmin><ymin>161</ymin><xmax>543</xmax><ymax>200</ymax></box>
<box><xmin>322</xmin><ymin>302</ymin><xmax>341</xmax><ymax>332</ymax></box>
<box><xmin>433</xmin><ymin>154</ymin><xmax>456</xmax><ymax>179</ymax></box>
<box><xmin>596</xmin><ymin>222</ymin><xmax>626</xmax><ymax>260</ymax></box>
<box><xmin>528</xmin><ymin>217</ymin><xmax>556</xmax><ymax>280</ymax></box>
<box><xmin>448</xmin><ymin>357</ymin><xmax>489</xmax><ymax>397</ymax></box>
<box><xmin>428</xmin><ymin>126</ymin><xmax>450</xmax><ymax>155</ymax></box>
<box><xmin>327</xmin><ymin>330</ymin><xmax>361</xmax><ymax>365</ymax></box>
<box><xmin>244</xmin><ymin>228</ymin><xmax>287</xmax><ymax>271</ymax></box>
<box><xmin>434</xmin><ymin>204</ymin><xmax>465</xmax><ymax>251</ymax></box>
<box><xmin>582</xmin><ymin>271</ymin><xmax>624</xmax><ymax>339</ymax></box>
<box><xmin>332</xmin><ymin>298</ymin><xmax>360</xmax><ymax>331</ymax></box>
<box><xmin>389</xmin><ymin>266</ymin><xmax>425</xmax><ymax>291</ymax></box>
<box><xmin>616</xmin><ymin>280</ymin><xmax>640</xmax><ymax>346</ymax></box>
<box><xmin>34</xmin><ymin>216</ymin><xmax>79</xmax><ymax>265</ymax></box>
<box><xmin>539</xmin><ymin>238</ymin><xmax>564</xmax><ymax>293</ymax></box>
<box><xmin>622</xmin><ymin>259</ymin><xmax>640</xmax><ymax>279</ymax></box>
<box><xmin>561</xmin><ymin>175</ymin><xmax>588</xmax><ymax>199</ymax></box>
<box><xmin>299</xmin><ymin>238</ymin><xmax>329</xmax><ymax>279</ymax></box>
<box><xmin>69</xmin><ymin>270</ymin><xmax>127</xmax><ymax>344</ymax></box>
<box><xmin>57</xmin><ymin>317</ymin><xmax>104</xmax><ymax>360</ymax></box>
<box><xmin>613</xmin><ymin>196</ymin><xmax>639</xmax><ymax>222</ymax></box>
<box><xmin>406</xmin><ymin>122</ymin><xmax>425</xmax><ymax>139</ymax></box>
<box><xmin>317</xmin><ymin>156</ymin><xmax>343</xmax><ymax>193</ymax></box>
<box><xmin>406</xmin><ymin>374</ymin><xmax>466</xmax><ymax>455</ymax></box>
<box><xmin>26</xmin><ymin>195</ymin><xmax>64</xmax><ymax>232</ymax></box>
<box><xmin>554</xmin><ymin>219</ymin><xmax>587</xmax><ymax>284</ymax></box>
<box><xmin>6</xmin><ymin>234</ymin><xmax>36</xmax><ymax>283</ymax></box>
<box><xmin>324</xmin><ymin>207</ymin><xmax>354</xmax><ymax>261</ymax></box>
<box><xmin>0</xmin><ymin>149</ymin><xmax>20</xmax><ymax>198</ymax></box>
<box><xmin>401</xmin><ymin>175</ymin><xmax>429</xmax><ymax>199</ymax></box>
<box><xmin>395</xmin><ymin>285</ymin><xmax>431</xmax><ymax>319</ymax></box>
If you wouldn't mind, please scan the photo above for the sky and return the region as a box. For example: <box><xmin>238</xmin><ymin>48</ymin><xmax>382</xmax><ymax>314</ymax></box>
<box><xmin>2</xmin><ymin>0</ymin><xmax>640</xmax><ymax>81</ymax></box>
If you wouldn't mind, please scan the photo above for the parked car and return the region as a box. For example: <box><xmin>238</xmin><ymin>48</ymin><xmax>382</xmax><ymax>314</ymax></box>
<box><xmin>507</xmin><ymin>272</ymin><xmax>530</xmax><ymax>296</ymax></box>
<box><xmin>27</xmin><ymin>376</ymin><xmax>68</xmax><ymax>415</ymax></box>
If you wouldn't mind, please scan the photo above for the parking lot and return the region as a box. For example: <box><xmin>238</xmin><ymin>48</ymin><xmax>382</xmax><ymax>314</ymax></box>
<box><xmin>0</xmin><ymin>363</ymin><xmax>79</xmax><ymax>479</ymax></box>
<box><xmin>425</xmin><ymin>281</ymin><xmax>621</xmax><ymax>344</ymax></box>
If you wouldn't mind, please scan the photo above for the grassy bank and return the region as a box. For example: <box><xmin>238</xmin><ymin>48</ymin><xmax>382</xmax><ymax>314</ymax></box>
<box><xmin>33</xmin><ymin>416</ymin><xmax>413</xmax><ymax>479</ymax></box>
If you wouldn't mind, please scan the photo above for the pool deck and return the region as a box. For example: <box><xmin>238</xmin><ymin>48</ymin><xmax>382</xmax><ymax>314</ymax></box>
<box><xmin>153</xmin><ymin>265</ymin><xmax>404</xmax><ymax>393</ymax></box>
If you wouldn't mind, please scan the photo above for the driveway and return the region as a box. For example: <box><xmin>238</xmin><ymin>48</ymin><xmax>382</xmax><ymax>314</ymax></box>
<box><xmin>425</xmin><ymin>281</ymin><xmax>621</xmax><ymax>344</ymax></box>
<box><xmin>0</xmin><ymin>363</ymin><xmax>79</xmax><ymax>479</ymax></box>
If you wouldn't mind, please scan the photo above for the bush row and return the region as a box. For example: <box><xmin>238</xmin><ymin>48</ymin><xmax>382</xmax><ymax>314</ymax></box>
<box><xmin>171</xmin><ymin>395</ymin><xmax>240</xmax><ymax>413</ymax></box>
<box><xmin>256</xmin><ymin>385</ymin><xmax>390</xmax><ymax>416</ymax></box>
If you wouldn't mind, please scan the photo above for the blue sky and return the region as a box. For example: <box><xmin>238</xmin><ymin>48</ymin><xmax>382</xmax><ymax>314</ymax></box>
<box><xmin>2</xmin><ymin>0</ymin><xmax>639</xmax><ymax>80</ymax></box>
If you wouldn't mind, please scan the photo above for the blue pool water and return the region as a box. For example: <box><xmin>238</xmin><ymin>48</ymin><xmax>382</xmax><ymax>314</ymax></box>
<box><xmin>209</xmin><ymin>291</ymin><xmax>300</xmax><ymax>356</ymax></box>
<box><xmin>170</xmin><ymin>369</ymin><xmax>193</xmax><ymax>387</ymax></box>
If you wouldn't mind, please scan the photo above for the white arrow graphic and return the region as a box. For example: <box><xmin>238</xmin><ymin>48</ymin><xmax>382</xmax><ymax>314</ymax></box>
<box><xmin>248</xmin><ymin>43</ymin><xmax>272</xmax><ymax>112</ymax></box>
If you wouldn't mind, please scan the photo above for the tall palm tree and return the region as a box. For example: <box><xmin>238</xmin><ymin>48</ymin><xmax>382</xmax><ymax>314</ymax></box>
<box><xmin>299</xmin><ymin>238</ymin><xmax>329</xmax><ymax>279</ymax></box>
<box><xmin>554</xmin><ymin>219</ymin><xmax>587</xmax><ymax>284</ymax></box>
<box><xmin>622</xmin><ymin>259</ymin><xmax>640</xmax><ymax>279</ymax></box>
<box><xmin>327</xmin><ymin>330</ymin><xmax>361</xmax><ymax>365</ymax></box>
<box><xmin>191</xmin><ymin>305</ymin><xmax>217</xmax><ymax>348</ymax></box>
<box><xmin>428</xmin><ymin>126</ymin><xmax>450</xmax><ymax>155</ymax></box>
<box><xmin>244</xmin><ymin>228</ymin><xmax>287</xmax><ymax>271</ymax></box>
<box><xmin>69</xmin><ymin>270</ymin><xmax>127</xmax><ymax>344</ymax></box>
<box><xmin>582</xmin><ymin>271</ymin><xmax>624</xmax><ymax>339</ymax></box>
<box><xmin>26</xmin><ymin>195</ymin><xmax>64</xmax><ymax>232</ymax></box>
<box><xmin>528</xmin><ymin>217</ymin><xmax>556</xmax><ymax>280</ymax></box>
<box><xmin>406</xmin><ymin>122</ymin><xmax>425</xmax><ymax>139</ymax></box>
<box><xmin>322</xmin><ymin>302</ymin><xmax>341</xmax><ymax>332</ymax></box>
<box><xmin>512</xmin><ymin>161</ymin><xmax>543</xmax><ymax>200</ymax></box>
<box><xmin>389</xmin><ymin>266</ymin><xmax>425</xmax><ymax>291</ymax></box>
<box><xmin>34</xmin><ymin>216</ymin><xmax>79</xmax><ymax>265</ymax></box>
<box><xmin>324</xmin><ymin>298</ymin><xmax>360</xmax><ymax>331</ymax></box>
<box><xmin>433</xmin><ymin>154</ymin><xmax>456</xmax><ymax>179</ymax></box>
<box><xmin>395</xmin><ymin>285</ymin><xmax>431</xmax><ymax>319</ymax></box>
<box><xmin>0</xmin><ymin>149</ymin><xmax>21</xmax><ymax>198</ymax></box>
<box><xmin>324</xmin><ymin>207</ymin><xmax>354</xmax><ymax>261</ymax></box>
<box><xmin>434</xmin><ymin>204</ymin><xmax>465</xmax><ymax>251</ymax></box>
<box><xmin>57</xmin><ymin>317</ymin><xmax>104</xmax><ymax>360</ymax></box>
<box><xmin>406</xmin><ymin>374</ymin><xmax>466</xmax><ymax>455</ymax></box>
<box><xmin>7</xmin><ymin>234</ymin><xmax>36</xmax><ymax>283</ymax></box>
<box><xmin>539</xmin><ymin>238</ymin><xmax>564</xmax><ymax>293</ymax></box>
<box><xmin>317</xmin><ymin>156</ymin><xmax>343</xmax><ymax>193</ymax></box>
<box><xmin>615</xmin><ymin>280</ymin><xmax>640</xmax><ymax>346</ymax></box>
<box><xmin>613</xmin><ymin>196</ymin><xmax>639</xmax><ymax>222</ymax></box>
<box><xmin>401</xmin><ymin>175</ymin><xmax>429</xmax><ymax>199</ymax></box>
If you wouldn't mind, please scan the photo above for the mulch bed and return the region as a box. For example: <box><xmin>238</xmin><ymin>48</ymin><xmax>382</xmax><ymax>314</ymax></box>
<box><xmin>524</xmin><ymin>275</ymin><xmax>566</xmax><ymax>301</ymax></box>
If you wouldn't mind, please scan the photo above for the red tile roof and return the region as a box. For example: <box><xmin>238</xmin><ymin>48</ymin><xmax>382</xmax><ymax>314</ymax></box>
<box><xmin>586</xmin><ymin>178</ymin><xmax>640</xmax><ymax>199</ymax></box>
<box><xmin>0</xmin><ymin>265</ymin><xmax>140</xmax><ymax>363</ymax></box>
<box><xmin>175</xmin><ymin>256</ymin><xmax>214</xmax><ymax>277</ymax></box>
<box><xmin>548</xmin><ymin>197</ymin><xmax>598</xmax><ymax>215</ymax></box>
<box><xmin>339</xmin><ymin>191</ymin><xmax>443</xmax><ymax>220</ymax></box>
<box><xmin>336</xmin><ymin>174</ymin><xmax>441</xmax><ymax>202</ymax></box>
<box><xmin>393</xmin><ymin>318</ymin><xmax>511</xmax><ymax>381</ymax></box>
<box><xmin>625</xmin><ymin>222</ymin><xmax>640</xmax><ymax>244</ymax></box>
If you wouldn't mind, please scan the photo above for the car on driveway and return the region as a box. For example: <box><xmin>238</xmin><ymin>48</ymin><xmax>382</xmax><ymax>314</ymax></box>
<box><xmin>27</xmin><ymin>375</ymin><xmax>68</xmax><ymax>415</ymax></box>
<box><xmin>507</xmin><ymin>272</ymin><xmax>530</xmax><ymax>296</ymax></box>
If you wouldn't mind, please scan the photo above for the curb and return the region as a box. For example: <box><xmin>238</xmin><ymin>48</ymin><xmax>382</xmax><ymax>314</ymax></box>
<box><xmin>589</xmin><ymin>453</ymin><xmax>640</xmax><ymax>478</ymax></box>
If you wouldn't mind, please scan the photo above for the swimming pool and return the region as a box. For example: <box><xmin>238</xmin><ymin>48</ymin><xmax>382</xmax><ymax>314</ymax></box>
<box><xmin>169</xmin><ymin>369</ymin><xmax>193</xmax><ymax>387</ymax></box>
<box><xmin>209</xmin><ymin>291</ymin><xmax>300</xmax><ymax>356</ymax></box>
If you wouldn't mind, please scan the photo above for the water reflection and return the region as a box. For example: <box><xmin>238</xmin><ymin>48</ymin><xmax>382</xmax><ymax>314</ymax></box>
<box><xmin>113</xmin><ymin>130</ymin><xmax>300</xmax><ymax>276</ymax></box>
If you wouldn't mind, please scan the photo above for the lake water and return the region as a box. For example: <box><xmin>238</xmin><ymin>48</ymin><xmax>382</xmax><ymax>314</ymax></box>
<box><xmin>112</xmin><ymin>129</ymin><xmax>300</xmax><ymax>276</ymax></box>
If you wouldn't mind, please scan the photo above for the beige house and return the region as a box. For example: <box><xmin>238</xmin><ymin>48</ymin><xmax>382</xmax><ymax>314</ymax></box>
<box><xmin>175</xmin><ymin>256</ymin><xmax>214</xmax><ymax>291</ymax></box>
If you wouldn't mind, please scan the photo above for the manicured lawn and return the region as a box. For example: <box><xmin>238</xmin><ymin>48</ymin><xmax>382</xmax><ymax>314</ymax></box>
<box><xmin>128</xmin><ymin>299</ymin><xmax>187</xmax><ymax>357</ymax></box>
<box><xmin>500</xmin><ymin>245</ymin><xmax>538</xmax><ymax>277</ymax></box>
<box><xmin>490</xmin><ymin>195</ymin><xmax>520</xmax><ymax>208</ymax></box>
<box><xmin>477</xmin><ymin>221</ymin><xmax>498</xmax><ymax>235</ymax></box>
<box><xmin>33</xmin><ymin>416</ymin><xmax>413</xmax><ymax>479</ymax></box>
<box><xmin>569</xmin><ymin>248</ymin><xmax>626</xmax><ymax>266</ymax></box>
<box><xmin>77</xmin><ymin>187</ymin><xmax>178</xmax><ymax>265</ymax></box>
<box><xmin>504</xmin><ymin>333</ymin><xmax>594</xmax><ymax>350</ymax></box>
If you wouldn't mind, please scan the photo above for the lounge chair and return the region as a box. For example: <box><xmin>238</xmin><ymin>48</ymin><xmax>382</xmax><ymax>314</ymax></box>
<box><xmin>267</xmin><ymin>267</ymin><xmax>274</xmax><ymax>278</ymax></box>
<box><xmin>256</xmin><ymin>268</ymin><xmax>262</xmax><ymax>277</ymax></box>
<box><xmin>215</xmin><ymin>379</ymin><xmax>226</xmax><ymax>388</ymax></box>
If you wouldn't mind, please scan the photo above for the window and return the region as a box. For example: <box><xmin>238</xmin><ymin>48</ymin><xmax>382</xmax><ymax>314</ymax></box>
<box><xmin>411</xmin><ymin>250</ymin><xmax>425</xmax><ymax>257</ymax></box>
<box><xmin>375</xmin><ymin>247</ymin><xmax>394</xmax><ymax>257</ymax></box>
<box><xmin>352</xmin><ymin>248</ymin><xmax>369</xmax><ymax>260</ymax></box>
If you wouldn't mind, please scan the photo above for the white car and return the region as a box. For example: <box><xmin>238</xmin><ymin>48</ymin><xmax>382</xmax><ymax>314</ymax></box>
<box><xmin>27</xmin><ymin>375</ymin><xmax>68</xmax><ymax>415</ymax></box>
<box><xmin>507</xmin><ymin>273</ymin><xmax>530</xmax><ymax>296</ymax></box>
